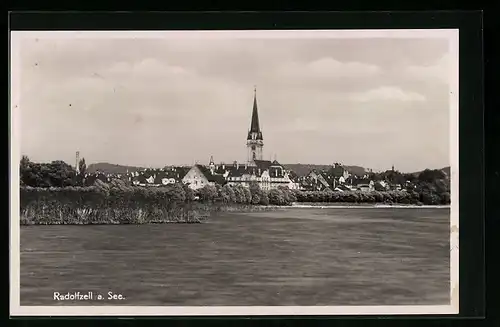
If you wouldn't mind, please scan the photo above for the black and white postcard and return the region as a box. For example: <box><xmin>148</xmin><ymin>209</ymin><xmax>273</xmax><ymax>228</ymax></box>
<box><xmin>10</xmin><ymin>29</ymin><xmax>459</xmax><ymax>316</ymax></box>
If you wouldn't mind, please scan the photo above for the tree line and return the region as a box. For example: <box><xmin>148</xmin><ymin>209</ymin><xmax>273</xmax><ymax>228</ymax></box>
<box><xmin>20</xmin><ymin>156</ymin><xmax>87</xmax><ymax>188</ymax></box>
<box><xmin>19</xmin><ymin>156</ymin><xmax>451</xmax><ymax>206</ymax></box>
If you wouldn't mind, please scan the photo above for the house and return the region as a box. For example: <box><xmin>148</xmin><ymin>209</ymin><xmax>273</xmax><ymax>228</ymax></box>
<box><xmin>373</xmin><ymin>180</ymin><xmax>391</xmax><ymax>191</ymax></box>
<box><xmin>334</xmin><ymin>184</ymin><xmax>352</xmax><ymax>192</ymax></box>
<box><xmin>287</xmin><ymin>171</ymin><xmax>302</xmax><ymax>190</ymax></box>
<box><xmin>351</xmin><ymin>179</ymin><xmax>375</xmax><ymax>192</ymax></box>
<box><xmin>302</xmin><ymin>170</ymin><xmax>331</xmax><ymax>191</ymax></box>
<box><xmin>182</xmin><ymin>164</ymin><xmax>226</xmax><ymax>190</ymax></box>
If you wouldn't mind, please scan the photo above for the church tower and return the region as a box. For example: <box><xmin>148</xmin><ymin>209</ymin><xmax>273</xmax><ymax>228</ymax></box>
<box><xmin>247</xmin><ymin>87</ymin><xmax>264</xmax><ymax>163</ymax></box>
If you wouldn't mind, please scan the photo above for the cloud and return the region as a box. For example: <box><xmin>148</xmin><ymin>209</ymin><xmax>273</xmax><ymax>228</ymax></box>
<box><xmin>405</xmin><ymin>53</ymin><xmax>451</xmax><ymax>84</ymax></box>
<box><xmin>307</xmin><ymin>57</ymin><xmax>381</xmax><ymax>77</ymax></box>
<box><xmin>107</xmin><ymin>58</ymin><xmax>190</xmax><ymax>77</ymax></box>
<box><xmin>350</xmin><ymin>86</ymin><xmax>426</xmax><ymax>102</ymax></box>
<box><xmin>275</xmin><ymin>57</ymin><xmax>381</xmax><ymax>83</ymax></box>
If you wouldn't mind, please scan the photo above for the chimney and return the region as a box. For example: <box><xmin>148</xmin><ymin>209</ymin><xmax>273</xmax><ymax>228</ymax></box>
<box><xmin>236</xmin><ymin>163</ymin><xmax>240</xmax><ymax>169</ymax></box>
<box><xmin>222</xmin><ymin>164</ymin><xmax>225</xmax><ymax>170</ymax></box>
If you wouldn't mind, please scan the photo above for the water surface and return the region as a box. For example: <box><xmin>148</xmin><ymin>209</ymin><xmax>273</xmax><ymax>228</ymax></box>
<box><xmin>20</xmin><ymin>207</ymin><xmax>450</xmax><ymax>306</ymax></box>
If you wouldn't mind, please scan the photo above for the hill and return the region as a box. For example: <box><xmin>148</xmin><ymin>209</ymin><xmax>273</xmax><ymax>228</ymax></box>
<box><xmin>410</xmin><ymin>166</ymin><xmax>451</xmax><ymax>176</ymax></box>
<box><xmin>87</xmin><ymin>162</ymin><xmax>448</xmax><ymax>177</ymax></box>
<box><xmin>87</xmin><ymin>163</ymin><xmax>148</xmax><ymax>174</ymax></box>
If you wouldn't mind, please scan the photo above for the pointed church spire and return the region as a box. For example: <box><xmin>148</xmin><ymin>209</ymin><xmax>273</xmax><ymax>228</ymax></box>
<box><xmin>250</xmin><ymin>86</ymin><xmax>261</xmax><ymax>134</ymax></box>
<box><xmin>247</xmin><ymin>86</ymin><xmax>264</xmax><ymax>163</ymax></box>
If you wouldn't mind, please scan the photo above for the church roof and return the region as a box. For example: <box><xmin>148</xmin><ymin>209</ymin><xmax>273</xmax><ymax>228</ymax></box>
<box><xmin>250</xmin><ymin>91</ymin><xmax>260</xmax><ymax>133</ymax></box>
<box><xmin>248</xmin><ymin>88</ymin><xmax>263</xmax><ymax>140</ymax></box>
<box><xmin>227</xmin><ymin>166</ymin><xmax>252</xmax><ymax>178</ymax></box>
<box><xmin>226</xmin><ymin>161</ymin><xmax>286</xmax><ymax>179</ymax></box>
<box><xmin>253</xmin><ymin>160</ymin><xmax>272</xmax><ymax>170</ymax></box>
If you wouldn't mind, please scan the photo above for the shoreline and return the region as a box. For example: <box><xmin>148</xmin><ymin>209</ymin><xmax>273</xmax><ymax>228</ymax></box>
<box><xmin>288</xmin><ymin>203</ymin><xmax>450</xmax><ymax>209</ymax></box>
<box><xmin>19</xmin><ymin>203</ymin><xmax>450</xmax><ymax>226</ymax></box>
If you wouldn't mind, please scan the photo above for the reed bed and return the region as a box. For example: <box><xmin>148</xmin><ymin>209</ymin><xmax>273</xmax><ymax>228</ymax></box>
<box><xmin>20</xmin><ymin>186</ymin><xmax>207</xmax><ymax>225</ymax></box>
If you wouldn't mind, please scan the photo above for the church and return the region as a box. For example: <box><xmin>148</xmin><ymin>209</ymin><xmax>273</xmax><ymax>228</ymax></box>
<box><xmin>182</xmin><ymin>88</ymin><xmax>300</xmax><ymax>190</ymax></box>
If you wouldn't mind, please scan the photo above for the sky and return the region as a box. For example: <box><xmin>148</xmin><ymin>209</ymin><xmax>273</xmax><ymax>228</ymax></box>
<box><xmin>14</xmin><ymin>31</ymin><xmax>455</xmax><ymax>173</ymax></box>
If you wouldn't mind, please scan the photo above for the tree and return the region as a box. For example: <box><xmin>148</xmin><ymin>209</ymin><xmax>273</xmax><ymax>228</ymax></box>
<box><xmin>182</xmin><ymin>183</ymin><xmax>195</xmax><ymax>202</ymax></box>
<box><xmin>109</xmin><ymin>178</ymin><xmax>133</xmax><ymax>192</ymax></box>
<box><xmin>22</xmin><ymin>160</ymin><xmax>77</xmax><ymax>187</ymax></box>
<box><xmin>368</xmin><ymin>172</ymin><xmax>382</xmax><ymax>181</ymax></box>
<box><xmin>20</xmin><ymin>155</ymin><xmax>30</xmax><ymax>169</ymax></box>
<box><xmin>243</xmin><ymin>187</ymin><xmax>252</xmax><ymax>204</ymax></box>
<box><xmin>268</xmin><ymin>188</ymin><xmax>285</xmax><ymax>205</ymax></box>
<box><xmin>76</xmin><ymin>158</ymin><xmax>87</xmax><ymax>186</ymax></box>
<box><xmin>418</xmin><ymin>169</ymin><xmax>446</xmax><ymax>183</ymax></box>
<box><xmin>249</xmin><ymin>182</ymin><xmax>262</xmax><ymax>197</ymax></box>
<box><xmin>403</xmin><ymin>173</ymin><xmax>417</xmax><ymax>183</ymax></box>
<box><xmin>221</xmin><ymin>184</ymin><xmax>236</xmax><ymax>203</ymax></box>
<box><xmin>259</xmin><ymin>190</ymin><xmax>270</xmax><ymax>205</ymax></box>
<box><xmin>165</xmin><ymin>183</ymin><xmax>187</xmax><ymax>203</ymax></box>
<box><xmin>198</xmin><ymin>185</ymin><xmax>218</xmax><ymax>202</ymax></box>
<box><xmin>420</xmin><ymin>191</ymin><xmax>441</xmax><ymax>205</ymax></box>
<box><xmin>440</xmin><ymin>192</ymin><xmax>451</xmax><ymax>204</ymax></box>
<box><xmin>232</xmin><ymin>185</ymin><xmax>246</xmax><ymax>203</ymax></box>
<box><xmin>20</xmin><ymin>156</ymin><xmax>34</xmax><ymax>186</ymax></box>
<box><xmin>78</xmin><ymin>158</ymin><xmax>87</xmax><ymax>176</ymax></box>
<box><xmin>93</xmin><ymin>179</ymin><xmax>110</xmax><ymax>196</ymax></box>
<box><xmin>434</xmin><ymin>179</ymin><xmax>450</xmax><ymax>193</ymax></box>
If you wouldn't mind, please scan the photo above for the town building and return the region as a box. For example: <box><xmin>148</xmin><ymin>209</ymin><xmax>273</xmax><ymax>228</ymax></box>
<box><xmin>182</xmin><ymin>163</ymin><xmax>226</xmax><ymax>190</ymax></box>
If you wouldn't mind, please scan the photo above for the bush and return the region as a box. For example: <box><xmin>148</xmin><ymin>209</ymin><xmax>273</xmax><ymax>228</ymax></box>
<box><xmin>289</xmin><ymin>189</ymin><xmax>450</xmax><ymax>205</ymax></box>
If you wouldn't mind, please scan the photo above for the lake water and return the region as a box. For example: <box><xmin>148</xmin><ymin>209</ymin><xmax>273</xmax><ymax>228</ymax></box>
<box><xmin>20</xmin><ymin>207</ymin><xmax>450</xmax><ymax>306</ymax></box>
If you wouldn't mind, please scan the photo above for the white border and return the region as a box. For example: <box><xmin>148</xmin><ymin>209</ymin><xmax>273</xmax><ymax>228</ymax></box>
<box><xmin>9</xmin><ymin>29</ymin><xmax>459</xmax><ymax>317</ymax></box>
